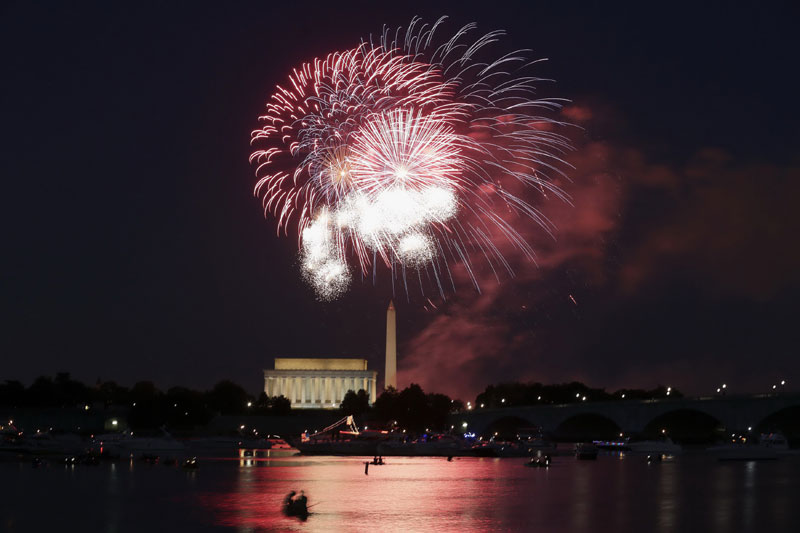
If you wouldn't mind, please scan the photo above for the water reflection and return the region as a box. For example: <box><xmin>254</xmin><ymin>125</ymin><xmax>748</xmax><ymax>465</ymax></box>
<box><xmin>1</xmin><ymin>454</ymin><xmax>798</xmax><ymax>532</ymax></box>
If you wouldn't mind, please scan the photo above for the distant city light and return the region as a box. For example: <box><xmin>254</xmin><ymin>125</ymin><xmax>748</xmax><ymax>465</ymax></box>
<box><xmin>582</xmin><ymin>396</ymin><xmax>587</xmax><ymax>401</ymax></box>
<box><xmin>111</xmin><ymin>420</ymin><xmax>118</xmax><ymax>426</ymax></box>
<box><xmin>462</xmin><ymin>422</ymin><xmax>468</xmax><ymax>428</ymax></box>
<box><xmin>575</xmin><ymin>393</ymin><xmax>580</xmax><ymax>398</ymax></box>
<box><xmin>621</xmin><ymin>394</ymin><xmax>625</xmax><ymax>398</ymax></box>
<box><xmin>537</xmin><ymin>396</ymin><xmax>541</xmax><ymax>401</ymax></box>
<box><xmin>84</xmin><ymin>405</ymin><xmax>89</xmax><ymax>411</ymax></box>
<box><xmin>748</xmin><ymin>426</ymin><xmax>752</xmax><ymax>431</ymax></box>
<box><xmin>247</xmin><ymin>402</ymin><xmax>253</xmax><ymax>407</ymax></box>
<box><xmin>501</xmin><ymin>398</ymin><xmax>506</xmax><ymax>403</ymax></box>
<box><xmin>716</xmin><ymin>388</ymin><xmax>721</xmax><ymax>393</ymax></box>
<box><xmin>480</xmin><ymin>403</ymin><xmax>485</xmax><ymax>408</ymax></box>
<box><xmin>240</xmin><ymin>425</ymin><xmax>245</xmax><ymax>430</ymax></box>
<box><xmin>781</xmin><ymin>380</ymin><xmax>786</xmax><ymax>385</ymax></box>
<box><xmin>722</xmin><ymin>384</ymin><xmax>727</xmax><ymax>389</ymax></box>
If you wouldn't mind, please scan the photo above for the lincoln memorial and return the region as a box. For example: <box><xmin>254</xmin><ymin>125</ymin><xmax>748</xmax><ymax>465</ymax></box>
<box><xmin>263</xmin><ymin>358</ymin><xmax>378</xmax><ymax>409</ymax></box>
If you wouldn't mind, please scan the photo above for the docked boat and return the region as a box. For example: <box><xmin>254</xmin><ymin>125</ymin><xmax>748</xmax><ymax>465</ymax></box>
<box><xmin>95</xmin><ymin>429</ymin><xmax>185</xmax><ymax>458</ymax></box>
<box><xmin>628</xmin><ymin>437</ymin><xmax>682</xmax><ymax>454</ymax></box>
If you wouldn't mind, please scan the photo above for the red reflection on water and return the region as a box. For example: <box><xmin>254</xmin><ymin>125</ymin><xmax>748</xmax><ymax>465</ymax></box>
<box><xmin>200</xmin><ymin>456</ymin><xmax>517</xmax><ymax>531</ymax></box>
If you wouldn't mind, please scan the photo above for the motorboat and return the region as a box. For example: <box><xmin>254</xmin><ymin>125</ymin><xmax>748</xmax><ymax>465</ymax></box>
<box><xmin>628</xmin><ymin>437</ymin><xmax>682</xmax><ymax>454</ymax></box>
<box><xmin>707</xmin><ymin>432</ymin><xmax>788</xmax><ymax>461</ymax></box>
<box><xmin>97</xmin><ymin>429</ymin><xmax>185</xmax><ymax>458</ymax></box>
<box><xmin>22</xmin><ymin>431</ymin><xmax>86</xmax><ymax>455</ymax></box>
<box><xmin>759</xmin><ymin>432</ymin><xmax>789</xmax><ymax>451</ymax></box>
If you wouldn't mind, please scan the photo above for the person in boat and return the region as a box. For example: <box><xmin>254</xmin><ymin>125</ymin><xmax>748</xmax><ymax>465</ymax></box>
<box><xmin>284</xmin><ymin>491</ymin><xmax>296</xmax><ymax>505</ymax></box>
<box><xmin>294</xmin><ymin>491</ymin><xmax>308</xmax><ymax>514</ymax></box>
<box><xmin>283</xmin><ymin>490</ymin><xmax>308</xmax><ymax>517</ymax></box>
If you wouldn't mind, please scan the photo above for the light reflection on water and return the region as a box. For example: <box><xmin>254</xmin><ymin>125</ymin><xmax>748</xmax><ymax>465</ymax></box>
<box><xmin>1</xmin><ymin>454</ymin><xmax>798</xmax><ymax>532</ymax></box>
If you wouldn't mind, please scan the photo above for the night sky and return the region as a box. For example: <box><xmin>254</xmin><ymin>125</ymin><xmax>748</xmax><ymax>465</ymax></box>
<box><xmin>2</xmin><ymin>1</ymin><xmax>798</xmax><ymax>400</ymax></box>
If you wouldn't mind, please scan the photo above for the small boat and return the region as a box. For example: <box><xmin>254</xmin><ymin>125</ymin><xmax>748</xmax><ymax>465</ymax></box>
<box><xmin>283</xmin><ymin>492</ymin><xmax>309</xmax><ymax>519</ymax></box>
<box><xmin>575</xmin><ymin>443</ymin><xmax>598</xmax><ymax>460</ymax></box>
<box><xmin>707</xmin><ymin>431</ymin><xmax>789</xmax><ymax>461</ymax></box>
<box><xmin>759</xmin><ymin>432</ymin><xmax>789</xmax><ymax>451</ymax></box>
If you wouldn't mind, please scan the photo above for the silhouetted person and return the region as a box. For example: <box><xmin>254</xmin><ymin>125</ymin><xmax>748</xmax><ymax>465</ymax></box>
<box><xmin>284</xmin><ymin>491</ymin><xmax>296</xmax><ymax>508</ymax></box>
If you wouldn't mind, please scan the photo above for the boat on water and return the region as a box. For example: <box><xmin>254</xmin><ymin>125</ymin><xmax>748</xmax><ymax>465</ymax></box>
<box><xmin>518</xmin><ymin>428</ymin><xmax>558</xmax><ymax>454</ymax></box>
<box><xmin>593</xmin><ymin>438</ymin><xmax>631</xmax><ymax>451</ymax></box>
<box><xmin>759</xmin><ymin>432</ymin><xmax>789</xmax><ymax>451</ymax></box>
<box><xmin>294</xmin><ymin>416</ymin><xmax>398</xmax><ymax>456</ymax></box>
<box><xmin>94</xmin><ymin>429</ymin><xmax>185</xmax><ymax>458</ymax></box>
<box><xmin>708</xmin><ymin>432</ymin><xmax>789</xmax><ymax>461</ymax></box>
<box><xmin>627</xmin><ymin>437</ymin><xmax>682</xmax><ymax>454</ymax></box>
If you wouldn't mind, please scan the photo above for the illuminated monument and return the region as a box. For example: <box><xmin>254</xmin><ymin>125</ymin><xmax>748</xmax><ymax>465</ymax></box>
<box><xmin>385</xmin><ymin>300</ymin><xmax>397</xmax><ymax>389</ymax></box>
<box><xmin>264</xmin><ymin>358</ymin><xmax>377</xmax><ymax>409</ymax></box>
<box><xmin>263</xmin><ymin>300</ymin><xmax>397</xmax><ymax>408</ymax></box>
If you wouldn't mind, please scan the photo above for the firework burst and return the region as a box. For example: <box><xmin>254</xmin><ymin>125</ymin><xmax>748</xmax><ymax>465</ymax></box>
<box><xmin>251</xmin><ymin>17</ymin><xmax>572</xmax><ymax>300</ymax></box>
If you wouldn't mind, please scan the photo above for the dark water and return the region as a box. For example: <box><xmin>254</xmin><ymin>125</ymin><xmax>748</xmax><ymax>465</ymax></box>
<box><xmin>1</xmin><ymin>454</ymin><xmax>799</xmax><ymax>532</ymax></box>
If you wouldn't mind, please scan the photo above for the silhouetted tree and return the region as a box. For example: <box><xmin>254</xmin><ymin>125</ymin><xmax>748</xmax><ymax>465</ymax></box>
<box><xmin>340</xmin><ymin>389</ymin><xmax>370</xmax><ymax>415</ymax></box>
<box><xmin>270</xmin><ymin>395</ymin><xmax>291</xmax><ymax>415</ymax></box>
<box><xmin>207</xmin><ymin>380</ymin><xmax>250</xmax><ymax>415</ymax></box>
<box><xmin>0</xmin><ymin>380</ymin><xmax>25</xmax><ymax>407</ymax></box>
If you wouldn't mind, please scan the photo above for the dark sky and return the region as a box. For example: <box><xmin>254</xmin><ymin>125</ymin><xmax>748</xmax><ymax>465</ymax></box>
<box><xmin>2</xmin><ymin>1</ymin><xmax>799</xmax><ymax>399</ymax></box>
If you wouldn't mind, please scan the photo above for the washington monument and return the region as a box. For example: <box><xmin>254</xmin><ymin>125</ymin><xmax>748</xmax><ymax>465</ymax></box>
<box><xmin>385</xmin><ymin>300</ymin><xmax>397</xmax><ymax>389</ymax></box>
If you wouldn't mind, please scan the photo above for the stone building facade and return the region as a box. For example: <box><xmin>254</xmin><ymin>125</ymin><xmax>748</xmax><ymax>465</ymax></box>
<box><xmin>263</xmin><ymin>358</ymin><xmax>377</xmax><ymax>409</ymax></box>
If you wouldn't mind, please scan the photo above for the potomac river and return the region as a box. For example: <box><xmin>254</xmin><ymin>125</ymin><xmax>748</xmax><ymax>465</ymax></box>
<box><xmin>1</xmin><ymin>453</ymin><xmax>799</xmax><ymax>532</ymax></box>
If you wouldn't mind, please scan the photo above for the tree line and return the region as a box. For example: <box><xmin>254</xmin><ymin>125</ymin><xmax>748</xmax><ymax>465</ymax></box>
<box><xmin>338</xmin><ymin>384</ymin><xmax>464</xmax><ymax>432</ymax></box>
<box><xmin>475</xmin><ymin>381</ymin><xmax>682</xmax><ymax>408</ymax></box>
<box><xmin>0</xmin><ymin>373</ymin><xmax>291</xmax><ymax>429</ymax></box>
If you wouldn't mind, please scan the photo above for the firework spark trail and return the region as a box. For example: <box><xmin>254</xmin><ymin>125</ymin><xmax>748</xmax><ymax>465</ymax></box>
<box><xmin>250</xmin><ymin>16</ymin><xmax>572</xmax><ymax>300</ymax></box>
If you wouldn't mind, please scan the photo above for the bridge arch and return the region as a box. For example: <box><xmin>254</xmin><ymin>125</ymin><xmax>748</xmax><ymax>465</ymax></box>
<box><xmin>756</xmin><ymin>405</ymin><xmax>800</xmax><ymax>446</ymax></box>
<box><xmin>642</xmin><ymin>408</ymin><xmax>725</xmax><ymax>444</ymax></box>
<box><xmin>553</xmin><ymin>413</ymin><xmax>621</xmax><ymax>441</ymax></box>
